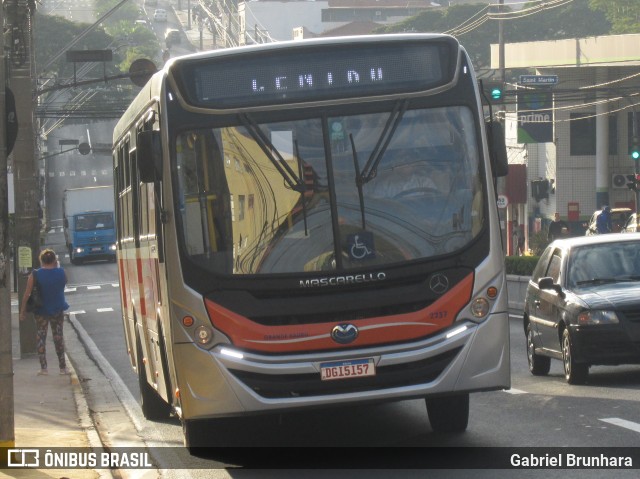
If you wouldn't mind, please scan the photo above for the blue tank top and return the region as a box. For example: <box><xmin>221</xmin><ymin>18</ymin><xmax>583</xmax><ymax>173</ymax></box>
<box><xmin>34</xmin><ymin>267</ymin><xmax>69</xmax><ymax>316</ymax></box>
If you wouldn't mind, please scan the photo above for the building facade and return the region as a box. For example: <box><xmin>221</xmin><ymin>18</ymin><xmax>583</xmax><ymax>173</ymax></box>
<box><xmin>491</xmin><ymin>34</ymin><xmax>640</xmax><ymax>250</ymax></box>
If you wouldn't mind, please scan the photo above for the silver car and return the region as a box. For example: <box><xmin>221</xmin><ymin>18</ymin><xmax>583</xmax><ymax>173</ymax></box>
<box><xmin>153</xmin><ymin>8</ymin><xmax>167</xmax><ymax>22</ymax></box>
<box><xmin>584</xmin><ymin>207</ymin><xmax>631</xmax><ymax>235</ymax></box>
<box><xmin>622</xmin><ymin>213</ymin><xmax>639</xmax><ymax>233</ymax></box>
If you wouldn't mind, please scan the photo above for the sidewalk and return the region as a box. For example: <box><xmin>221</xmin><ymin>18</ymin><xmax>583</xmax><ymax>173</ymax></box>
<box><xmin>170</xmin><ymin>2</ymin><xmax>216</xmax><ymax>52</ymax></box>
<box><xmin>1</xmin><ymin>293</ymin><xmax>110</xmax><ymax>479</ymax></box>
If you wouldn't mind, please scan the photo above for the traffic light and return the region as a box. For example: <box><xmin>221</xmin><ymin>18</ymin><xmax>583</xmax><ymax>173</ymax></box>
<box><xmin>631</xmin><ymin>144</ymin><xmax>640</xmax><ymax>160</ymax></box>
<box><xmin>531</xmin><ymin>179</ymin><xmax>549</xmax><ymax>202</ymax></box>
<box><xmin>481</xmin><ymin>80</ymin><xmax>504</xmax><ymax>103</ymax></box>
<box><xmin>626</xmin><ymin>174</ymin><xmax>640</xmax><ymax>191</ymax></box>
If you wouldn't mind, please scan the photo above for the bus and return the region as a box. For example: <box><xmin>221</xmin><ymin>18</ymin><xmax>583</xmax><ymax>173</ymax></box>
<box><xmin>112</xmin><ymin>34</ymin><xmax>510</xmax><ymax>449</ymax></box>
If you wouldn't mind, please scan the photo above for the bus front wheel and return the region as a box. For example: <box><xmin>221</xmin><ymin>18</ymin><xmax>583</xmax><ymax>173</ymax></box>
<box><xmin>426</xmin><ymin>393</ymin><xmax>469</xmax><ymax>433</ymax></box>
<box><xmin>183</xmin><ymin>419</ymin><xmax>207</xmax><ymax>454</ymax></box>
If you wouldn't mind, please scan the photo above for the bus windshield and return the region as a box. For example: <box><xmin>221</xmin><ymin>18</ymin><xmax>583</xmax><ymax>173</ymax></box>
<box><xmin>174</xmin><ymin>106</ymin><xmax>484</xmax><ymax>275</ymax></box>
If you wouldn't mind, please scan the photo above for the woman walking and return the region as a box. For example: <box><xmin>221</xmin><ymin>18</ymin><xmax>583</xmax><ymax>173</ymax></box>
<box><xmin>19</xmin><ymin>249</ymin><xmax>70</xmax><ymax>375</ymax></box>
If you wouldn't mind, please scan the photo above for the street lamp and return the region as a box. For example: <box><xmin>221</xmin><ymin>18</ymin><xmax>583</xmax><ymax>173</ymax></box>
<box><xmin>40</xmin><ymin>141</ymin><xmax>91</xmax><ymax>161</ymax></box>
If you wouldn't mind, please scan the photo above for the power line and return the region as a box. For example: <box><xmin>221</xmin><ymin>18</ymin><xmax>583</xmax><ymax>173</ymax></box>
<box><xmin>445</xmin><ymin>0</ymin><xmax>575</xmax><ymax>37</ymax></box>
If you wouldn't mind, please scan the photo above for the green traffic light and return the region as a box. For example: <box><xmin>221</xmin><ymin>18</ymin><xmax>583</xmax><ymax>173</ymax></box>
<box><xmin>491</xmin><ymin>88</ymin><xmax>502</xmax><ymax>100</ymax></box>
<box><xmin>632</xmin><ymin>150</ymin><xmax>640</xmax><ymax>160</ymax></box>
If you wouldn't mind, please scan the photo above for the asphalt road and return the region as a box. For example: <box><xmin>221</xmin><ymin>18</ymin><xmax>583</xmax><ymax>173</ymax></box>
<box><xmin>49</xmin><ymin>224</ymin><xmax>640</xmax><ymax>476</ymax></box>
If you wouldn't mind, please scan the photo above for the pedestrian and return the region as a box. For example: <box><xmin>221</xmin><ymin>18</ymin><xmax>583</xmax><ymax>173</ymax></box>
<box><xmin>547</xmin><ymin>212</ymin><xmax>568</xmax><ymax>242</ymax></box>
<box><xmin>19</xmin><ymin>249</ymin><xmax>70</xmax><ymax>376</ymax></box>
<box><xmin>596</xmin><ymin>205</ymin><xmax>613</xmax><ymax>234</ymax></box>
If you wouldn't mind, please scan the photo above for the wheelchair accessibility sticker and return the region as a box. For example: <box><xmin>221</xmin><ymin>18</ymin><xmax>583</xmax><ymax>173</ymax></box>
<box><xmin>347</xmin><ymin>232</ymin><xmax>375</xmax><ymax>260</ymax></box>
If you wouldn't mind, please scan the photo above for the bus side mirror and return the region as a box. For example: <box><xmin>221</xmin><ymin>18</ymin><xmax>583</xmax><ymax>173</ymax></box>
<box><xmin>138</xmin><ymin>130</ymin><xmax>162</xmax><ymax>182</ymax></box>
<box><xmin>487</xmin><ymin>120</ymin><xmax>508</xmax><ymax>178</ymax></box>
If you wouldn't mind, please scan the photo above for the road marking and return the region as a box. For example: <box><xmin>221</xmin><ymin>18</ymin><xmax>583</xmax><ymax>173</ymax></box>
<box><xmin>97</xmin><ymin>307</ymin><xmax>114</xmax><ymax>312</ymax></box>
<box><xmin>505</xmin><ymin>388</ymin><xmax>527</xmax><ymax>395</ymax></box>
<box><xmin>599</xmin><ymin>418</ymin><xmax>640</xmax><ymax>433</ymax></box>
<box><xmin>69</xmin><ymin>310</ymin><xmax>86</xmax><ymax>315</ymax></box>
<box><xmin>88</xmin><ymin>285</ymin><xmax>101</xmax><ymax>290</ymax></box>
<box><xmin>65</xmin><ymin>287</ymin><xmax>77</xmax><ymax>292</ymax></box>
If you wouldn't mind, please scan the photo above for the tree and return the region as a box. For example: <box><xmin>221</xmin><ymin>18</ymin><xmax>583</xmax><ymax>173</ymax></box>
<box><xmin>95</xmin><ymin>0</ymin><xmax>143</xmax><ymax>30</ymax></box>
<box><xmin>34</xmin><ymin>13</ymin><xmax>117</xmax><ymax>79</ymax></box>
<box><xmin>34</xmin><ymin>13</ymin><xmax>159</xmax><ymax>119</ymax></box>
<box><xmin>376</xmin><ymin>2</ymin><xmax>612</xmax><ymax>71</ymax></box>
<box><xmin>589</xmin><ymin>0</ymin><xmax>640</xmax><ymax>34</ymax></box>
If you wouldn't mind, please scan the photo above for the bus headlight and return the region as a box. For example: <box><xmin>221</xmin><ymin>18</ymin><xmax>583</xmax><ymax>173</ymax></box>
<box><xmin>194</xmin><ymin>325</ymin><xmax>213</xmax><ymax>345</ymax></box>
<box><xmin>470</xmin><ymin>297</ymin><xmax>490</xmax><ymax>319</ymax></box>
<box><xmin>110</xmin><ymin>244</ymin><xmax>117</xmax><ymax>251</ymax></box>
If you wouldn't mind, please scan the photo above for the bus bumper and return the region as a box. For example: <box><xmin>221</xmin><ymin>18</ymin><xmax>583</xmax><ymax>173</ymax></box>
<box><xmin>174</xmin><ymin>312</ymin><xmax>510</xmax><ymax>420</ymax></box>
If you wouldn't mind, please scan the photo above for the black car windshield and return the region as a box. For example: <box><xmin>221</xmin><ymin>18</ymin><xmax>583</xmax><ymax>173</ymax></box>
<box><xmin>568</xmin><ymin>241</ymin><xmax>640</xmax><ymax>288</ymax></box>
<box><xmin>173</xmin><ymin>107</ymin><xmax>484</xmax><ymax>275</ymax></box>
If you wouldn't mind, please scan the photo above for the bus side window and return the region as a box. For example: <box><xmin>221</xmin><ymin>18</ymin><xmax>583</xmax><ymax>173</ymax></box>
<box><xmin>177</xmin><ymin>131</ymin><xmax>233</xmax><ymax>272</ymax></box>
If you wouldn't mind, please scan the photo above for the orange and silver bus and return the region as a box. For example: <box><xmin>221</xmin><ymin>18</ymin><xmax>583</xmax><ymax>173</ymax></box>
<box><xmin>112</xmin><ymin>34</ymin><xmax>510</xmax><ymax>449</ymax></box>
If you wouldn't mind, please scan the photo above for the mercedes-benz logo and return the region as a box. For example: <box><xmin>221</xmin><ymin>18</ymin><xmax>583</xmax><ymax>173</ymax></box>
<box><xmin>429</xmin><ymin>273</ymin><xmax>450</xmax><ymax>294</ymax></box>
<box><xmin>331</xmin><ymin>324</ymin><xmax>359</xmax><ymax>344</ymax></box>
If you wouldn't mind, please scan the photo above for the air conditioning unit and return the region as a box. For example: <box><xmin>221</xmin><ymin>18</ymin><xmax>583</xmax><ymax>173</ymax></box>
<box><xmin>612</xmin><ymin>173</ymin><xmax>629</xmax><ymax>189</ymax></box>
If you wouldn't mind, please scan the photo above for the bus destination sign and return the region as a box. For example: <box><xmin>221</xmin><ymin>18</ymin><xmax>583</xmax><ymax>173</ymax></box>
<box><xmin>176</xmin><ymin>39</ymin><xmax>458</xmax><ymax>108</ymax></box>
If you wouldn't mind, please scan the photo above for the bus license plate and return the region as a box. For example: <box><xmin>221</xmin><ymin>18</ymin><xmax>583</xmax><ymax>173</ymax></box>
<box><xmin>320</xmin><ymin>358</ymin><xmax>375</xmax><ymax>381</ymax></box>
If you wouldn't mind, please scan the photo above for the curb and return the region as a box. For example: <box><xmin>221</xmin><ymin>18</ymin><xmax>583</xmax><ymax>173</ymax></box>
<box><xmin>68</xmin><ymin>351</ymin><xmax>115</xmax><ymax>479</ymax></box>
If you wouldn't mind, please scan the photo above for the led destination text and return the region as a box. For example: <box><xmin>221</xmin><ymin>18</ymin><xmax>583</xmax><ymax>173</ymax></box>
<box><xmin>251</xmin><ymin>67</ymin><xmax>385</xmax><ymax>93</ymax></box>
<box><xmin>187</xmin><ymin>41</ymin><xmax>451</xmax><ymax>107</ymax></box>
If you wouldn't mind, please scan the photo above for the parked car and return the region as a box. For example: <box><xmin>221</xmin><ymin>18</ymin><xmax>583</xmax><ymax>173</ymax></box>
<box><xmin>622</xmin><ymin>213</ymin><xmax>639</xmax><ymax>233</ymax></box>
<box><xmin>165</xmin><ymin>28</ymin><xmax>181</xmax><ymax>47</ymax></box>
<box><xmin>153</xmin><ymin>8</ymin><xmax>167</xmax><ymax>22</ymax></box>
<box><xmin>584</xmin><ymin>207</ymin><xmax>632</xmax><ymax>235</ymax></box>
<box><xmin>523</xmin><ymin>233</ymin><xmax>640</xmax><ymax>384</ymax></box>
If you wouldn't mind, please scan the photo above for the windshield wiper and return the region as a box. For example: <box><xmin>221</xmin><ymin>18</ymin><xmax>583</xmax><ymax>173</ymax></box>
<box><xmin>293</xmin><ymin>139</ymin><xmax>309</xmax><ymax>237</ymax></box>
<box><xmin>350</xmin><ymin>133</ymin><xmax>366</xmax><ymax>230</ymax></box>
<box><xmin>576</xmin><ymin>277</ymin><xmax>632</xmax><ymax>285</ymax></box>
<box><xmin>359</xmin><ymin>100</ymin><xmax>408</xmax><ymax>185</ymax></box>
<box><xmin>239</xmin><ymin>114</ymin><xmax>305</xmax><ymax>193</ymax></box>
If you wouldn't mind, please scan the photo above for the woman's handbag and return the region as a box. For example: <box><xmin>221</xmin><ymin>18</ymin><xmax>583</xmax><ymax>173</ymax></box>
<box><xmin>26</xmin><ymin>270</ymin><xmax>43</xmax><ymax>313</ymax></box>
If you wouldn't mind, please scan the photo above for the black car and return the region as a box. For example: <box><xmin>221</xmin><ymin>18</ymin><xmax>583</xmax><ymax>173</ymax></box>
<box><xmin>524</xmin><ymin>233</ymin><xmax>640</xmax><ymax>384</ymax></box>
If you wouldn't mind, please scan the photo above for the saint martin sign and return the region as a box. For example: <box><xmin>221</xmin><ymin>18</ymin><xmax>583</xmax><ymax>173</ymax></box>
<box><xmin>519</xmin><ymin>75</ymin><xmax>558</xmax><ymax>85</ymax></box>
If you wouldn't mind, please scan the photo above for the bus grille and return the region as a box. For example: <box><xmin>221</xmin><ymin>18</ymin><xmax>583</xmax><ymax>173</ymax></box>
<box><xmin>227</xmin><ymin>347</ymin><xmax>462</xmax><ymax>399</ymax></box>
<box><xmin>249</xmin><ymin>300</ymin><xmax>433</xmax><ymax>326</ymax></box>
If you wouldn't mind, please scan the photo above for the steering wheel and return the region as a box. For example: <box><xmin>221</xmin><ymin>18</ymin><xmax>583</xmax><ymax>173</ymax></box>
<box><xmin>393</xmin><ymin>187</ymin><xmax>439</xmax><ymax>199</ymax></box>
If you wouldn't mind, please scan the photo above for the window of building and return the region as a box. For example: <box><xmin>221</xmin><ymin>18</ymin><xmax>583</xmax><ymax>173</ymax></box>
<box><xmin>570</xmin><ymin>113</ymin><xmax>617</xmax><ymax>156</ymax></box>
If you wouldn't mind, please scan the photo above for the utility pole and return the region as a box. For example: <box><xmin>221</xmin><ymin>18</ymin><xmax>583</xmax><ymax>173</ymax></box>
<box><xmin>498</xmin><ymin>0</ymin><xmax>505</xmax><ymax>84</ymax></box>
<box><xmin>0</xmin><ymin>0</ymin><xmax>15</xmax><ymax>453</ymax></box>
<box><xmin>7</xmin><ymin>0</ymin><xmax>39</xmax><ymax>356</ymax></box>
<box><xmin>496</xmin><ymin>0</ymin><xmax>508</xmax><ymax>252</ymax></box>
